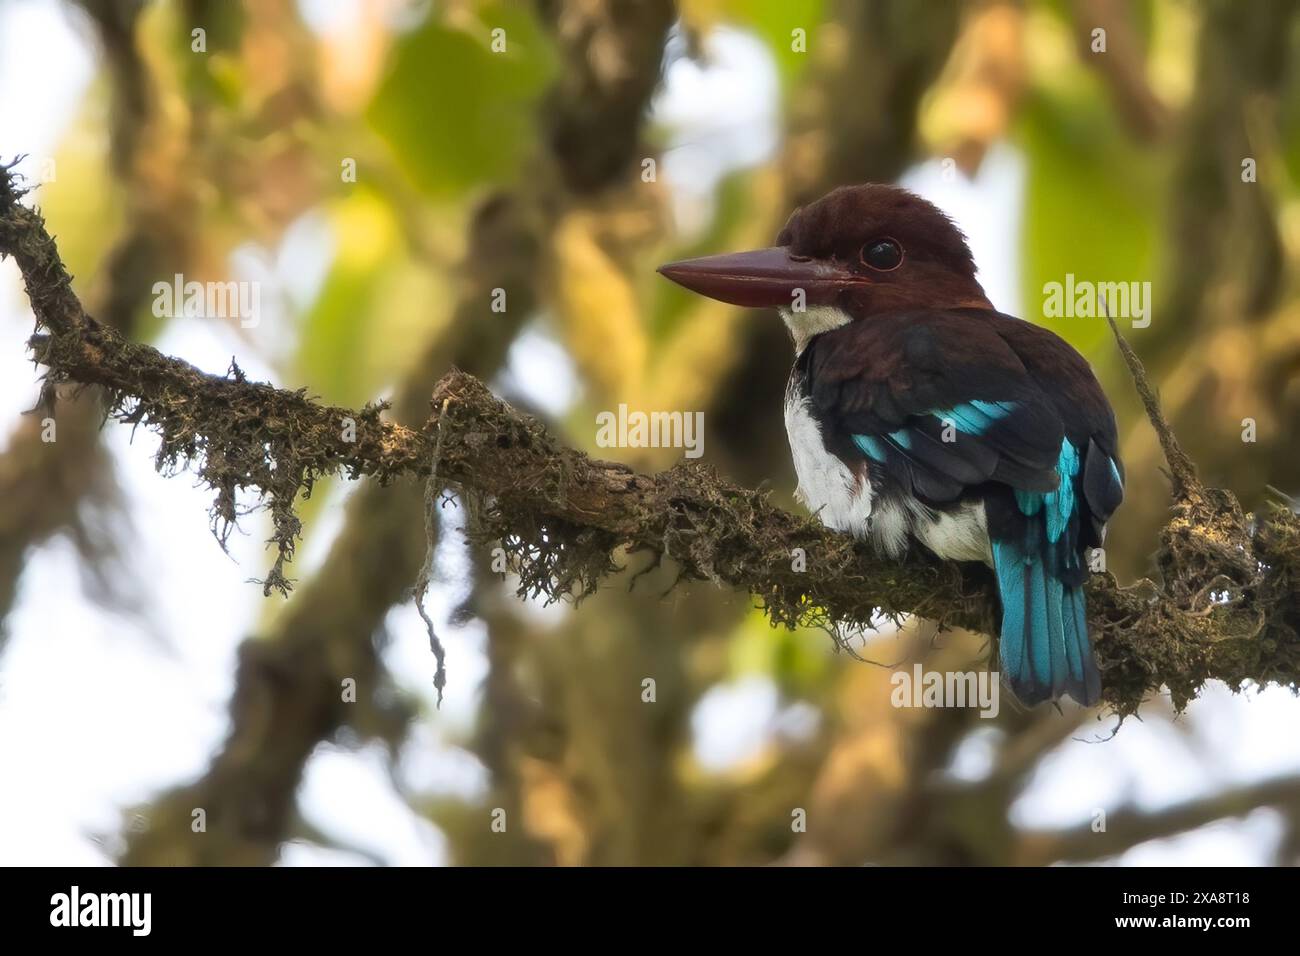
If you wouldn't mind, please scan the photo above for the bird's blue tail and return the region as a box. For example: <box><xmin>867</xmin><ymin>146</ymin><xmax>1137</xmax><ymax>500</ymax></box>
<box><xmin>992</xmin><ymin>538</ymin><xmax>1098</xmax><ymax>705</ymax></box>
<box><xmin>991</xmin><ymin>440</ymin><xmax>1101</xmax><ymax>706</ymax></box>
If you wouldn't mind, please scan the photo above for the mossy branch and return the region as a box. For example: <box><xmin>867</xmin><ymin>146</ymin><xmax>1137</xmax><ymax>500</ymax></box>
<box><xmin>2</xmin><ymin>163</ymin><xmax>1297</xmax><ymax>717</ymax></box>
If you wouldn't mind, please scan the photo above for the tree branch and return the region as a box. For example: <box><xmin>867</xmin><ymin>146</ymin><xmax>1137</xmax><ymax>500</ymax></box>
<box><xmin>1016</xmin><ymin>773</ymin><xmax>1300</xmax><ymax>865</ymax></box>
<box><xmin>2</xmin><ymin>161</ymin><xmax>1298</xmax><ymax>718</ymax></box>
<box><xmin>77</xmin><ymin>0</ymin><xmax>681</xmax><ymax>865</ymax></box>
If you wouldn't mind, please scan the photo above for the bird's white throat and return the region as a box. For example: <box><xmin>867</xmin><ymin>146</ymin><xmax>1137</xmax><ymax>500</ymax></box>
<box><xmin>778</xmin><ymin>304</ymin><xmax>854</xmax><ymax>354</ymax></box>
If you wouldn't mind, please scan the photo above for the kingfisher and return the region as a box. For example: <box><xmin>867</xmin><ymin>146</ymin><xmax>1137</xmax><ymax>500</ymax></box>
<box><xmin>658</xmin><ymin>184</ymin><xmax>1124</xmax><ymax>706</ymax></box>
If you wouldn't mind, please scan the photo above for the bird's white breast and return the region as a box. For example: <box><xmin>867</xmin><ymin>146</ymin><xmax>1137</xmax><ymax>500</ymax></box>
<box><xmin>783</xmin><ymin>389</ymin><xmax>873</xmax><ymax>539</ymax></box>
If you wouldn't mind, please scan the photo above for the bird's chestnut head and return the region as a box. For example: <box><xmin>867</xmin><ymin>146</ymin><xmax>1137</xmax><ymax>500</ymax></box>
<box><xmin>659</xmin><ymin>184</ymin><xmax>992</xmax><ymax>352</ymax></box>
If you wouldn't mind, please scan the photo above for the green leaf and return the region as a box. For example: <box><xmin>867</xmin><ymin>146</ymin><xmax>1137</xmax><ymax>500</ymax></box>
<box><xmin>720</xmin><ymin>0</ymin><xmax>825</xmax><ymax>86</ymax></box>
<box><xmin>368</xmin><ymin>4</ymin><xmax>556</xmax><ymax>196</ymax></box>
<box><xmin>729</xmin><ymin>607</ymin><xmax>831</xmax><ymax>695</ymax></box>
<box><xmin>1017</xmin><ymin>86</ymin><xmax>1162</xmax><ymax>356</ymax></box>
<box><xmin>294</xmin><ymin>190</ymin><xmax>398</xmax><ymax>407</ymax></box>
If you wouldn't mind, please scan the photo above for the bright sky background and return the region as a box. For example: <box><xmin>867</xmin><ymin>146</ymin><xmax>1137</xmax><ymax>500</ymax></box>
<box><xmin>1</xmin><ymin>0</ymin><xmax>1298</xmax><ymax>866</ymax></box>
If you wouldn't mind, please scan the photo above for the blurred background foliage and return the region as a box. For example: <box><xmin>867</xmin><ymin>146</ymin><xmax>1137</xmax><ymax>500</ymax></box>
<box><xmin>3</xmin><ymin>0</ymin><xmax>1300</xmax><ymax>866</ymax></box>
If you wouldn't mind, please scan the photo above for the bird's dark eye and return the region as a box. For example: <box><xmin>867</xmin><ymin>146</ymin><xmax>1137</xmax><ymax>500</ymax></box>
<box><xmin>860</xmin><ymin>238</ymin><xmax>903</xmax><ymax>271</ymax></box>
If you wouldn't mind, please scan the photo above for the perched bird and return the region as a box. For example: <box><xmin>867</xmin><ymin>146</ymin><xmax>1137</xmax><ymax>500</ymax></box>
<box><xmin>658</xmin><ymin>184</ymin><xmax>1123</xmax><ymax>706</ymax></box>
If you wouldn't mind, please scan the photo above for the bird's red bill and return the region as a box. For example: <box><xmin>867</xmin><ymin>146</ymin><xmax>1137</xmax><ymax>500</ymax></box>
<box><xmin>657</xmin><ymin>246</ymin><xmax>860</xmax><ymax>308</ymax></box>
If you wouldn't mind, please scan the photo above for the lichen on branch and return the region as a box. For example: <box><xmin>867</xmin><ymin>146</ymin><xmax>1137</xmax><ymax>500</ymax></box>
<box><xmin>2</xmin><ymin>162</ymin><xmax>423</xmax><ymax>594</ymax></box>
<box><xmin>2</xmin><ymin>162</ymin><xmax>1297</xmax><ymax>716</ymax></box>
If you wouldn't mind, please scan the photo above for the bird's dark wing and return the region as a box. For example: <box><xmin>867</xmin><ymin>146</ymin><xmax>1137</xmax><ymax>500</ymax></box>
<box><xmin>800</xmin><ymin>310</ymin><xmax>1066</xmax><ymax>503</ymax></box>
<box><xmin>986</xmin><ymin>310</ymin><xmax>1125</xmax><ymax>544</ymax></box>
